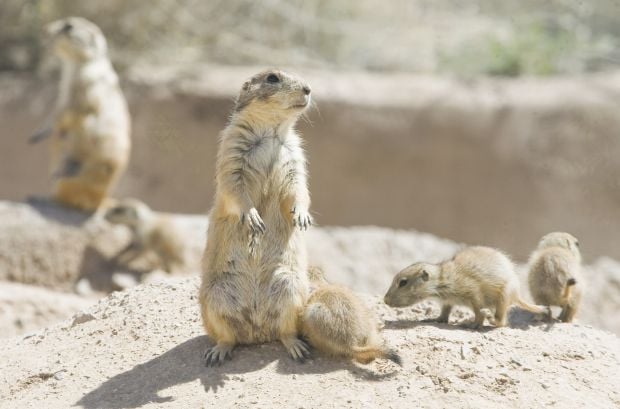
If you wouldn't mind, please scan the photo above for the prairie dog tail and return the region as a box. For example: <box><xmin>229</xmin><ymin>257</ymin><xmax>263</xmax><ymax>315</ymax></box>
<box><xmin>513</xmin><ymin>298</ymin><xmax>547</xmax><ymax>315</ymax></box>
<box><xmin>562</xmin><ymin>278</ymin><xmax>577</xmax><ymax>299</ymax></box>
<box><xmin>352</xmin><ymin>345</ymin><xmax>402</xmax><ymax>366</ymax></box>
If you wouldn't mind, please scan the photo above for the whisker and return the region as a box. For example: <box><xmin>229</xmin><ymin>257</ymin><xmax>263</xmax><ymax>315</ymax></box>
<box><xmin>302</xmin><ymin>99</ymin><xmax>321</xmax><ymax>127</ymax></box>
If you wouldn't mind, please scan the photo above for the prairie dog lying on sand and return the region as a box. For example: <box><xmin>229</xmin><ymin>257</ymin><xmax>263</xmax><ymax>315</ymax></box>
<box><xmin>302</xmin><ymin>267</ymin><xmax>401</xmax><ymax>365</ymax></box>
<box><xmin>104</xmin><ymin>199</ymin><xmax>186</xmax><ymax>273</ymax></box>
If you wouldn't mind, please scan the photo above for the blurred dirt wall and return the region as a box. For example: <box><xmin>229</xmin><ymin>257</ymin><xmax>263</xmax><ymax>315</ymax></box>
<box><xmin>1</xmin><ymin>66</ymin><xmax>620</xmax><ymax>260</ymax></box>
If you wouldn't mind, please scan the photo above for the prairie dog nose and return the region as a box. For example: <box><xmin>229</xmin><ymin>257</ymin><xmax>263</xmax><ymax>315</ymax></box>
<box><xmin>302</xmin><ymin>85</ymin><xmax>311</xmax><ymax>95</ymax></box>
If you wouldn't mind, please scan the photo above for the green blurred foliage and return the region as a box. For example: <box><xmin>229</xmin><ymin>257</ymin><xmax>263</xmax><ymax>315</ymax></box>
<box><xmin>439</xmin><ymin>18</ymin><xmax>615</xmax><ymax>77</ymax></box>
<box><xmin>1</xmin><ymin>0</ymin><xmax>618</xmax><ymax>76</ymax></box>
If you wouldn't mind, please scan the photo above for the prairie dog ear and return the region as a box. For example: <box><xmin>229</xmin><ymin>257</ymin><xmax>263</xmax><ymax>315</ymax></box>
<box><xmin>421</xmin><ymin>270</ymin><xmax>429</xmax><ymax>281</ymax></box>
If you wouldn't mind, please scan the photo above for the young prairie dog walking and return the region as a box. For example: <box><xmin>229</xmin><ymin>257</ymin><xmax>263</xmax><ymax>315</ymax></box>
<box><xmin>302</xmin><ymin>267</ymin><xmax>401</xmax><ymax>365</ymax></box>
<box><xmin>200</xmin><ymin>70</ymin><xmax>313</xmax><ymax>366</ymax></box>
<box><xmin>32</xmin><ymin>17</ymin><xmax>130</xmax><ymax>211</ymax></box>
<box><xmin>384</xmin><ymin>247</ymin><xmax>545</xmax><ymax>329</ymax></box>
<box><xmin>528</xmin><ymin>232</ymin><xmax>583</xmax><ymax>323</ymax></box>
<box><xmin>104</xmin><ymin>199</ymin><xmax>186</xmax><ymax>273</ymax></box>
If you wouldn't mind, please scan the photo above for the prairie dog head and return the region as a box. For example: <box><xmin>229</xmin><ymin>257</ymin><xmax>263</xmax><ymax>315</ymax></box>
<box><xmin>234</xmin><ymin>69</ymin><xmax>311</xmax><ymax>127</ymax></box>
<box><xmin>537</xmin><ymin>232</ymin><xmax>581</xmax><ymax>260</ymax></box>
<box><xmin>46</xmin><ymin>17</ymin><xmax>108</xmax><ymax>62</ymax></box>
<box><xmin>104</xmin><ymin>199</ymin><xmax>154</xmax><ymax>229</ymax></box>
<box><xmin>384</xmin><ymin>262</ymin><xmax>440</xmax><ymax>308</ymax></box>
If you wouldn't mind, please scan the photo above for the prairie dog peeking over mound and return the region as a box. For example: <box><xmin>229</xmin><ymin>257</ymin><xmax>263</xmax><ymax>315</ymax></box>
<box><xmin>528</xmin><ymin>232</ymin><xmax>583</xmax><ymax>323</ymax></box>
<box><xmin>384</xmin><ymin>246</ymin><xmax>545</xmax><ymax>329</ymax></box>
<box><xmin>302</xmin><ymin>267</ymin><xmax>401</xmax><ymax>365</ymax></box>
<box><xmin>200</xmin><ymin>69</ymin><xmax>313</xmax><ymax>366</ymax></box>
<box><xmin>104</xmin><ymin>199</ymin><xmax>186</xmax><ymax>273</ymax></box>
<box><xmin>34</xmin><ymin>17</ymin><xmax>130</xmax><ymax>211</ymax></box>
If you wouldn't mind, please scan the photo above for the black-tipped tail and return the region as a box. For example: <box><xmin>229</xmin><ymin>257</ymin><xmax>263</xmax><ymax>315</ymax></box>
<box><xmin>385</xmin><ymin>349</ymin><xmax>403</xmax><ymax>366</ymax></box>
<box><xmin>352</xmin><ymin>345</ymin><xmax>403</xmax><ymax>366</ymax></box>
<box><xmin>562</xmin><ymin>278</ymin><xmax>577</xmax><ymax>299</ymax></box>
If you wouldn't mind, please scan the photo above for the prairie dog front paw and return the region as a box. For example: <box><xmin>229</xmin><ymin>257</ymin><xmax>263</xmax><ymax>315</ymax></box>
<box><xmin>291</xmin><ymin>206</ymin><xmax>313</xmax><ymax>231</ymax></box>
<box><xmin>242</xmin><ymin>208</ymin><xmax>265</xmax><ymax>255</ymax></box>
<box><xmin>242</xmin><ymin>208</ymin><xmax>266</xmax><ymax>235</ymax></box>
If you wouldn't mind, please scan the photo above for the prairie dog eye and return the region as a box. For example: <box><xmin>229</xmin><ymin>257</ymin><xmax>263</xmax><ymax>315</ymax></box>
<box><xmin>398</xmin><ymin>278</ymin><xmax>408</xmax><ymax>288</ymax></box>
<box><xmin>266</xmin><ymin>73</ymin><xmax>280</xmax><ymax>84</ymax></box>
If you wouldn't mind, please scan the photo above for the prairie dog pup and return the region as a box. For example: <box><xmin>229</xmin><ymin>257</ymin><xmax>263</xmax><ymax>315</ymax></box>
<box><xmin>200</xmin><ymin>70</ymin><xmax>313</xmax><ymax>366</ymax></box>
<box><xmin>302</xmin><ymin>268</ymin><xmax>401</xmax><ymax>365</ymax></box>
<box><xmin>528</xmin><ymin>232</ymin><xmax>582</xmax><ymax>323</ymax></box>
<box><xmin>105</xmin><ymin>199</ymin><xmax>186</xmax><ymax>273</ymax></box>
<box><xmin>35</xmin><ymin>17</ymin><xmax>130</xmax><ymax>211</ymax></box>
<box><xmin>384</xmin><ymin>247</ymin><xmax>545</xmax><ymax>329</ymax></box>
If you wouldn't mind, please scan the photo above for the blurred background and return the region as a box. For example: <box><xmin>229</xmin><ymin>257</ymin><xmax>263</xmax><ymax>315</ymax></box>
<box><xmin>1</xmin><ymin>0</ymin><xmax>620</xmax><ymax>261</ymax></box>
<box><xmin>3</xmin><ymin>1</ymin><xmax>620</xmax><ymax>74</ymax></box>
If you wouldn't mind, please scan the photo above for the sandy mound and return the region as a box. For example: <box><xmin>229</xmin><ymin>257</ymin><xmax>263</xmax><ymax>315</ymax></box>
<box><xmin>1</xmin><ymin>278</ymin><xmax>618</xmax><ymax>408</ymax></box>
<box><xmin>0</xmin><ymin>282</ymin><xmax>95</xmax><ymax>338</ymax></box>
<box><xmin>2</xmin><ymin>200</ymin><xmax>620</xmax><ymax>337</ymax></box>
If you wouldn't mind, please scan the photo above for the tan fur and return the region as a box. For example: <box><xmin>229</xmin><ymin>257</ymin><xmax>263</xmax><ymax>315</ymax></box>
<box><xmin>200</xmin><ymin>70</ymin><xmax>313</xmax><ymax>366</ymax></box>
<box><xmin>104</xmin><ymin>199</ymin><xmax>186</xmax><ymax>273</ymax></box>
<box><xmin>527</xmin><ymin>232</ymin><xmax>583</xmax><ymax>323</ymax></box>
<box><xmin>40</xmin><ymin>17</ymin><xmax>130</xmax><ymax>211</ymax></box>
<box><xmin>302</xmin><ymin>268</ymin><xmax>401</xmax><ymax>365</ymax></box>
<box><xmin>307</xmin><ymin>265</ymin><xmax>326</xmax><ymax>284</ymax></box>
<box><xmin>384</xmin><ymin>246</ymin><xmax>545</xmax><ymax>329</ymax></box>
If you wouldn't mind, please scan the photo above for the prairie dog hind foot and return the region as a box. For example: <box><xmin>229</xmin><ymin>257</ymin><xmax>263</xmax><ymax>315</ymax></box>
<box><xmin>282</xmin><ymin>336</ymin><xmax>311</xmax><ymax>362</ymax></box>
<box><xmin>204</xmin><ymin>343</ymin><xmax>235</xmax><ymax>367</ymax></box>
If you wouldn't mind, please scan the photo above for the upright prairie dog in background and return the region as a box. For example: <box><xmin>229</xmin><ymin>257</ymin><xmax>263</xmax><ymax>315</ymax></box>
<box><xmin>302</xmin><ymin>267</ymin><xmax>401</xmax><ymax>365</ymax></box>
<box><xmin>200</xmin><ymin>70</ymin><xmax>313</xmax><ymax>366</ymax></box>
<box><xmin>104</xmin><ymin>199</ymin><xmax>186</xmax><ymax>274</ymax></box>
<box><xmin>528</xmin><ymin>232</ymin><xmax>583</xmax><ymax>323</ymax></box>
<box><xmin>384</xmin><ymin>247</ymin><xmax>545</xmax><ymax>329</ymax></box>
<box><xmin>32</xmin><ymin>17</ymin><xmax>130</xmax><ymax>211</ymax></box>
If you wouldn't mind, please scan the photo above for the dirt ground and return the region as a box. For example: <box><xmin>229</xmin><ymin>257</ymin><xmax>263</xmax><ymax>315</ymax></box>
<box><xmin>0</xmin><ymin>281</ymin><xmax>94</xmax><ymax>338</ymax></box>
<box><xmin>1</xmin><ymin>199</ymin><xmax>619</xmax><ymax>407</ymax></box>
<box><xmin>1</xmin><ymin>278</ymin><xmax>618</xmax><ymax>409</ymax></box>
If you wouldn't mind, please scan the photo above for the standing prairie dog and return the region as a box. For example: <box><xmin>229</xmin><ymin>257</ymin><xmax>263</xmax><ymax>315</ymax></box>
<box><xmin>200</xmin><ymin>69</ymin><xmax>313</xmax><ymax>366</ymax></box>
<box><xmin>384</xmin><ymin>247</ymin><xmax>545</xmax><ymax>329</ymax></box>
<box><xmin>302</xmin><ymin>267</ymin><xmax>401</xmax><ymax>365</ymax></box>
<box><xmin>527</xmin><ymin>232</ymin><xmax>582</xmax><ymax>323</ymax></box>
<box><xmin>104</xmin><ymin>199</ymin><xmax>186</xmax><ymax>273</ymax></box>
<box><xmin>33</xmin><ymin>17</ymin><xmax>130</xmax><ymax>211</ymax></box>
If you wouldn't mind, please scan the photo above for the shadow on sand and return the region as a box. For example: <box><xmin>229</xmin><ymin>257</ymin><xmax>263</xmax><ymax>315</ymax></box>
<box><xmin>77</xmin><ymin>245</ymin><xmax>150</xmax><ymax>293</ymax></box>
<box><xmin>27</xmin><ymin>196</ymin><xmax>95</xmax><ymax>227</ymax></box>
<box><xmin>383</xmin><ymin>308</ymin><xmax>553</xmax><ymax>332</ymax></box>
<box><xmin>76</xmin><ymin>335</ymin><xmax>397</xmax><ymax>409</ymax></box>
